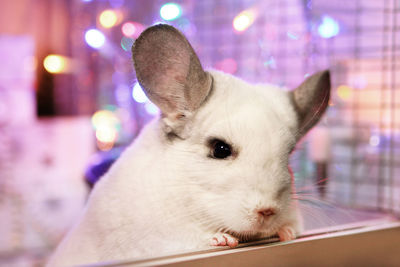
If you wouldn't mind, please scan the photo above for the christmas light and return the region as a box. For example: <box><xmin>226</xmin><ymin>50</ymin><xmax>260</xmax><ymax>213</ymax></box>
<box><xmin>122</xmin><ymin>22</ymin><xmax>136</xmax><ymax>36</ymax></box>
<box><xmin>121</xmin><ymin>22</ymin><xmax>144</xmax><ymax>38</ymax></box>
<box><xmin>120</xmin><ymin>36</ymin><xmax>134</xmax><ymax>51</ymax></box>
<box><xmin>318</xmin><ymin>16</ymin><xmax>340</xmax><ymax>38</ymax></box>
<box><xmin>132</xmin><ymin>82</ymin><xmax>148</xmax><ymax>103</ymax></box>
<box><xmin>144</xmin><ymin>102</ymin><xmax>159</xmax><ymax>115</ymax></box>
<box><xmin>233</xmin><ymin>8</ymin><xmax>257</xmax><ymax>32</ymax></box>
<box><xmin>337</xmin><ymin>85</ymin><xmax>353</xmax><ymax>101</ymax></box>
<box><xmin>369</xmin><ymin>135</ymin><xmax>380</xmax><ymax>147</ymax></box>
<box><xmin>99</xmin><ymin>9</ymin><xmax>119</xmax><ymax>28</ymax></box>
<box><xmin>85</xmin><ymin>29</ymin><xmax>106</xmax><ymax>49</ymax></box>
<box><xmin>160</xmin><ymin>3</ymin><xmax>182</xmax><ymax>21</ymax></box>
<box><xmin>91</xmin><ymin>110</ymin><xmax>118</xmax><ymax>130</ymax></box>
<box><xmin>43</xmin><ymin>54</ymin><xmax>69</xmax><ymax>74</ymax></box>
<box><xmin>96</xmin><ymin>127</ymin><xmax>117</xmax><ymax>143</ymax></box>
<box><xmin>92</xmin><ymin>110</ymin><xmax>120</xmax><ymax>149</ymax></box>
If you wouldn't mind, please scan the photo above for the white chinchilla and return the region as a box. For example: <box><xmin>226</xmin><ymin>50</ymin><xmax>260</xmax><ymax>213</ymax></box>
<box><xmin>48</xmin><ymin>24</ymin><xmax>330</xmax><ymax>266</ymax></box>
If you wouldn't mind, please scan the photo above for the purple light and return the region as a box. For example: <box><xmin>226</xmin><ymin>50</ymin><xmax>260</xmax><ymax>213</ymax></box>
<box><xmin>109</xmin><ymin>0</ymin><xmax>124</xmax><ymax>8</ymax></box>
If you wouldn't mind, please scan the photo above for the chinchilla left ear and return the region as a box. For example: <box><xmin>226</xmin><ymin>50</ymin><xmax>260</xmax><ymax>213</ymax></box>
<box><xmin>290</xmin><ymin>70</ymin><xmax>331</xmax><ymax>139</ymax></box>
<box><xmin>132</xmin><ymin>24</ymin><xmax>212</xmax><ymax>135</ymax></box>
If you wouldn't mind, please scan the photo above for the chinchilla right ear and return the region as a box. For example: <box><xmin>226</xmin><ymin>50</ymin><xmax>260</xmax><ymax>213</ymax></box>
<box><xmin>290</xmin><ymin>70</ymin><xmax>331</xmax><ymax>139</ymax></box>
<box><xmin>132</xmin><ymin>24</ymin><xmax>212</xmax><ymax>137</ymax></box>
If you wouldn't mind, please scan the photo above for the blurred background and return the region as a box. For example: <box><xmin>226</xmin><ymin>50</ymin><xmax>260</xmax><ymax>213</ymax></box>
<box><xmin>0</xmin><ymin>0</ymin><xmax>399</xmax><ymax>266</ymax></box>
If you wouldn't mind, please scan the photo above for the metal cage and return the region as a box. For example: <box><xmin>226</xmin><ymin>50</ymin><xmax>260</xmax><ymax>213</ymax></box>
<box><xmin>172</xmin><ymin>0</ymin><xmax>400</xmax><ymax>217</ymax></box>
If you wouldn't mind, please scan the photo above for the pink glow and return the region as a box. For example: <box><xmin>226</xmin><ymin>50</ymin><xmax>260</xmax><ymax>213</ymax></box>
<box><xmin>214</xmin><ymin>58</ymin><xmax>238</xmax><ymax>74</ymax></box>
<box><xmin>121</xmin><ymin>22</ymin><xmax>144</xmax><ymax>38</ymax></box>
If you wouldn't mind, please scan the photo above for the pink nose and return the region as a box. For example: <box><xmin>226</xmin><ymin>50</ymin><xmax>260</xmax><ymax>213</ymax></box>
<box><xmin>257</xmin><ymin>208</ymin><xmax>275</xmax><ymax>218</ymax></box>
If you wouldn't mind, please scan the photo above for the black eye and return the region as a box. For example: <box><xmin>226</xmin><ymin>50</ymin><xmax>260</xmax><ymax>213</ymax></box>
<box><xmin>211</xmin><ymin>140</ymin><xmax>232</xmax><ymax>159</ymax></box>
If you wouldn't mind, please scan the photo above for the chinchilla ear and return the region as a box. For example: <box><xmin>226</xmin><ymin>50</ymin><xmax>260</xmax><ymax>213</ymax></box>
<box><xmin>132</xmin><ymin>24</ymin><xmax>212</xmax><ymax>135</ymax></box>
<box><xmin>290</xmin><ymin>70</ymin><xmax>331</xmax><ymax>139</ymax></box>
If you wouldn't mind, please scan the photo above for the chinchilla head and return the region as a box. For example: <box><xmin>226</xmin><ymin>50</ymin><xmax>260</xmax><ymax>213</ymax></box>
<box><xmin>132</xmin><ymin>24</ymin><xmax>330</xmax><ymax>239</ymax></box>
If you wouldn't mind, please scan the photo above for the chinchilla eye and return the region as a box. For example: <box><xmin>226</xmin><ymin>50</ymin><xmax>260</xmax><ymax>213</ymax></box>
<box><xmin>211</xmin><ymin>140</ymin><xmax>232</xmax><ymax>159</ymax></box>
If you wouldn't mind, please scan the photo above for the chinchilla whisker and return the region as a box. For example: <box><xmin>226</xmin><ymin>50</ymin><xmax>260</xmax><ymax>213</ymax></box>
<box><xmin>294</xmin><ymin>178</ymin><xmax>329</xmax><ymax>192</ymax></box>
<box><xmin>298</xmin><ymin>204</ymin><xmax>338</xmax><ymax>226</ymax></box>
<box><xmin>294</xmin><ymin>196</ymin><xmax>337</xmax><ymax>210</ymax></box>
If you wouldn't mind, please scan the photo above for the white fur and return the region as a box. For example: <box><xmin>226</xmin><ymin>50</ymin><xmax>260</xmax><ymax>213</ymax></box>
<box><xmin>48</xmin><ymin>70</ymin><xmax>303</xmax><ymax>266</ymax></box>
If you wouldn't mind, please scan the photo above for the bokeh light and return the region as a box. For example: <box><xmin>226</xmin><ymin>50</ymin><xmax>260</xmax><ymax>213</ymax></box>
<box><xmin>132</xmin><ymin>82</ymin><xmax>148</xmax><ymax>103</ymax></box>
<box><xmin>95</xmin><ymin>127</ymin><xmax>117</xmax><ymax>143</ymax></box>
<box><xmin>369</xmin><ymin>135</ymin><xmax>380</xmax><ymax>147</ymax></box>
<box><xmin>99</xmin><ymin>9</ymin><xmax>119</xmax><ymax>28</ymax></box>
<box><xmin>85</xmin><ymin>29</ymin><xmax>106</xmax><ymax>49</ymax></box>
<box><xmin>115</xmin><ymin>84</ymin><xmax>131</xmax><ymax>105</ymax></box>
<box><xmin>350</xmin><ymin>75</ymin><xmax>368</xmax><ymax>89</ymax></box>
<box><xmin>318</xmin><ymin>15</ymin><xmax>340</xmax><ymax>38</ymax></box>
<box><xmin>91</xmin><ymin>110</ymin><xmax>119</xmax><ymax>130</ymax></box>
<box><xmin>131</xmin><ymin>83</ymin><xmax>160</xmax><ymax>115</ymax></box>
<box><xmin>121</xmin><ymin>21</ymin><xmax>144</xmax><ymax>38</ymax></box>
<box><xmin>337</xmin><ymin>85</ymin><xmax>353</xmax><ymax>101</ymax></box>
<box><xmin>144</xmin><ymin>102</ymin><xmax>160</xmax><ymax>115</ymax></box>
<box><xmin>43</xmin><ymin>54</ymin><xmax>68</xmax><ymax>74</ymax></box>
<box><xmin>160</xmin><ymin>3</ymin><xmax>182</xmax><ymax>21</ymax></box>
<box><xmin>233</xmin><ymin>8</ymin><xmax>257</xmax><ymax>32</ymax></box>
<box><xmin>122</xmin><ymin>22</ymin><xmax>136</xmax><ymax>36</ymax></box>
<box><xmin>120</xmin><ymin>36</ymin><xmax>134</xmax><ymax>51</ymax></box>
<box><xmin>91</xmin><ymin>110</ymin><xmax>120</xmax><ymax>150</ymax></box>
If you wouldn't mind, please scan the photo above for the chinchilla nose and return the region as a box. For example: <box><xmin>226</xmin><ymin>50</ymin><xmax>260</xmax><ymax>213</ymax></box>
<box><xmin>257</xmin><ymin>208</ymin><xmax>276</xmax><ymax>218</ymax></box>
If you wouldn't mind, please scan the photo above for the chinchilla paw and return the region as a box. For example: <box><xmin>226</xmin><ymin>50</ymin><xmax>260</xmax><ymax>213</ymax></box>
<box><xmin>210</xmin><ymin>233</ymin><xmax>239</xmax><ymax>248</ymax></box>
<box><xmin>277</xmin><ymin>225</ymin><xmax>297</xmax><ymax>242</ymax></box>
